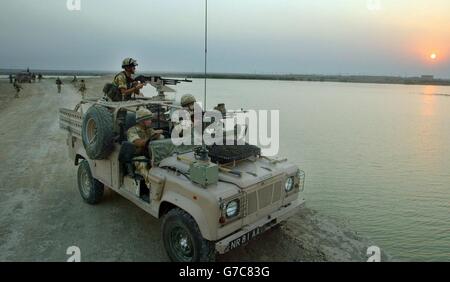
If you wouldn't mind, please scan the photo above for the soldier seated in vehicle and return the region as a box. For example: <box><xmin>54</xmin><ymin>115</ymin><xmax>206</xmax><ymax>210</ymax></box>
<box><xmin>127</xmin><ymin>108</ymin><xmax>164</xmax><ymax>159</ymax></box>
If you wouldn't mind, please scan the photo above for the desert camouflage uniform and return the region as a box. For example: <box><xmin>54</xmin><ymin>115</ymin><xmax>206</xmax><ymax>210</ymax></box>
<box><xmin>79</xmin><ymin>81</ymin><xmax>87</xmax><ymax>98</ymax></box>
<box><xmin>127</xmin><ymin>124</ymin><xmax>159</xmax><ymax>155</ymax></box>
<box><xmin>127</xmin><ymin>124</ymin><xmax>158</xmax><ymax>177</ymax></box>
<box><xmin>113</xmin><ymin>71</ymin><xmax>136</xmax><ymax>101</ymax></box>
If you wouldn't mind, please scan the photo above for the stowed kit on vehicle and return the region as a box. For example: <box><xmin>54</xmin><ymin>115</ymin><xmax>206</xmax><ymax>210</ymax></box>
<box><xmin>59</xmin><ymin>76</ymin><xmax>306</xmax><ymax>262</ymax></box>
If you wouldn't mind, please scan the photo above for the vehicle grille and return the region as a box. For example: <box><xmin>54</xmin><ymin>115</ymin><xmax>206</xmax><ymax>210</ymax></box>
<box><xmin>245</xmin><ymin>180</ymin><xmax>282</xmax><ymax>216</ymax></box>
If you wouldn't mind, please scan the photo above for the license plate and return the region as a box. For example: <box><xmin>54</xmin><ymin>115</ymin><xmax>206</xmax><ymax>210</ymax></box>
<box><xmin>228</xmin><ymin>219</ymin><xmax>277</xmax><ymax>251</ymax></box>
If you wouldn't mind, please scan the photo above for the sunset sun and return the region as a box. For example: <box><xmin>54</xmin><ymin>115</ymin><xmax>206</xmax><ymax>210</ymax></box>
<box><xmin>430</xmin><ymin>53</ymin><xmax>437</xmax><ymax>60</ymax></box>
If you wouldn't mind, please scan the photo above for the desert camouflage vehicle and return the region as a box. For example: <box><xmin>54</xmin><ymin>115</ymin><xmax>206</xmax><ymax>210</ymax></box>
<box><xmin>15</xmin><ymin>71</ymin><xmax>33</xmax><ymax>83</ymax></box>
<box><xmin>59</xmin><ymin>83</ymin><xmax>306</xmax><ymax>262</ymax></box>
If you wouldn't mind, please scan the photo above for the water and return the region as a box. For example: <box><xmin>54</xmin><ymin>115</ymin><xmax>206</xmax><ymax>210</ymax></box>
<box><xmin>146</xmin><ymin>79</ymin><xmax>450</xmax><ymax>261</ymax></box>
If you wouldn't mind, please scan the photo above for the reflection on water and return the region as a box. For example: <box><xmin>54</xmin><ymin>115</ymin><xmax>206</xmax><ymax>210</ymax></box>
<box><xmin>422</xmin><ymin>85</ymin><xmax>436</xmax><ymax>116</ymax></box>
<box><xmin>168</xmin><ymin>79</ymin><xmax>450</xmax><ymax>261</ymax></box>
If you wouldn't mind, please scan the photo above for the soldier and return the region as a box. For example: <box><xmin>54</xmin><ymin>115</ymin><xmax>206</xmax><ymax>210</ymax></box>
<box><xmin>180</xmin><ymin>94</ymin><xmax>196</xmax><ymax>113</ymax></box>
<box><xmin>72</xmin><ymin>75</ymin><xmax>77</xmax><ymax>84</ymax></box>
<box><xmin>56</xmin><ymin>77</ymin><xmax>63</xmax><ymax>94</ymax></box>
<box><xmin>214</xmin><ymin>103</ymin><xmax>227</xmax><ymax>117</ymax></box>
<box><xmin>113</xmin><ymin>58</ymin><xmax>145</xmax><ymax>101</ymax></box>
<box><xmin>9</xmin><ymin>74</ymin><xmax>13</xmax><ymax>83</ymax></box>
<box><xmin>127</xmin><ymin>108</ymin><xmax>164</xmax><ymax>157</ymax></box>
<box><xmin>78</xmin><ymin>79</ymin><xmax>87</xmax><ymax>98</ymax></box>
<box><xmin>38</xmin><ymin>74</ymin><xmax>42</xmax><ymax>82</ymax></box>
<box><xmin>13</xmin><ymin>80</ymin><xmax>23</xmax><ymax>98</ymax></box>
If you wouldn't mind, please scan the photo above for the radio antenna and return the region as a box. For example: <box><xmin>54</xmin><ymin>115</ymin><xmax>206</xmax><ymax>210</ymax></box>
<box><xmin>196</xmin><ymin>0</ymin><xmax>209</xmax><ymax>162</ymax></box>
<box><xmin>203</xmin><ymin>0</ymin><xmax>208</xmax><ymax>108</ymax></box>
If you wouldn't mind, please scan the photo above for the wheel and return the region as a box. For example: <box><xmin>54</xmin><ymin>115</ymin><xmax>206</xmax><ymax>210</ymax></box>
<box><xmin>161</xmin><ymin>208</ymin><xmax>215</xmax><ymax>262</ymax></box>
<box><xmin>81</xmin><ymin>105</ymin><xmax>114</xmax><ymax>160</ymax></box>
<box><xmin>77</xmin><ymin>160</ymin><xmax>104</xmax><ymax>204</ymax></box>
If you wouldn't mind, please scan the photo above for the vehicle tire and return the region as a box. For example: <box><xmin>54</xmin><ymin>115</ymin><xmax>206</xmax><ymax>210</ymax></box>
<box><xmin>162</xmin><ymin>208</ymin><xmax>216</xmax><ymax>262</ymax></box>
<box><xmin>77</xmin><ymin>160</ymin><xmax>104</xmax><ymax>204</ymax></box>
<box><xmin>82</xmin><ymin>105</ymin><xmax>114</xmax><ymax>159</ymax></box>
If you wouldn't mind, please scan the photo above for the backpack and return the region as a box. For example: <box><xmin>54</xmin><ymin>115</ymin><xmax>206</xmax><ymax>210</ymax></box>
<box><xmin>103</xmin><ymin>83</ymin><xmax>122</xmax><ymax>101</ymax></box>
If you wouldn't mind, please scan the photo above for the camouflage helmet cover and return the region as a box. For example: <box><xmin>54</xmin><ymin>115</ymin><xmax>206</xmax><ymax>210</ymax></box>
<box><xmin>122</xmin><ymin>58</ymin><xmax>138</xmax><ymax>68</ymax></box>
<box><xmin>136</xmin><ymin>108</ymin><xmax>153</xmax><ymax>122</ymax></box>
<box><xmin>180</xmin><ymin>94</ymin><xmax>196</xmax><ymax>107</ymax></box>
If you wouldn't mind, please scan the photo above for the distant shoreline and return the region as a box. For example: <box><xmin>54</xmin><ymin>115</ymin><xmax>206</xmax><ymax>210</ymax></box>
<box><xmin>1</xmin><ymin>69</ymin><xmax>449</xmax><ymax>86</ymax></box>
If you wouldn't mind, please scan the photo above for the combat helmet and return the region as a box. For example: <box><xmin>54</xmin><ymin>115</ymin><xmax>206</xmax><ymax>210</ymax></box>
<box><xmin>122</xmin><ymin>58</ymin><xmax>138</xmax><ymax>68</ymax></box>
<box><xmin>136</xmin><ymin>108</ymin><xmax>153</xmax><ymax>122</ymax></box>
<box><xmin>180</xmin><ymin>94</ymin><xmax>196</xmax><ymax>107</ymax></box>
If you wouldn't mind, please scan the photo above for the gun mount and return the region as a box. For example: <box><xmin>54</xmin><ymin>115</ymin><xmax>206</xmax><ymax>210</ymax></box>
<box><xmin>134</xmin><ymin>75</ymin><xmax>192</xmax><ymax>98</ymax></box>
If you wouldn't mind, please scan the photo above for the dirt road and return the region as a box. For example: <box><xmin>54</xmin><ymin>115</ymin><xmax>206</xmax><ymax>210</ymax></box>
<box><xmin>0</xmin><ymin>78</ymin><xmax>384</xmax><ymax>261</ymax></box>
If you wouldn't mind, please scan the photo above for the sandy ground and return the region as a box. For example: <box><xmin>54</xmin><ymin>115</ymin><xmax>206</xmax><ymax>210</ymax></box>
<box><xmin>0</xmin><ymin>78</ymin><xmax>388</xmax><ymax>262</ymax></box>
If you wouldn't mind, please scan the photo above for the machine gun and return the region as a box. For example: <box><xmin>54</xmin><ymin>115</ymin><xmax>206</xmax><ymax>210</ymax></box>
<box><xmin>134</xmin><ymin>75</ymin><xmax>192</xmax><ymax>98</ymax></box>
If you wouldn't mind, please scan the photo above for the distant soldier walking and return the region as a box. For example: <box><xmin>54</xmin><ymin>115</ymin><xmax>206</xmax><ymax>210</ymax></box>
<box><xmin>78</xmin><ymin>79</ymin><xmax>87</xmax><ymax>99</ymax></box>
<box><xmin>56</xmin><ymin>77</ymin><xmax>63</xmax><ymax>94</ymax></box>
<box><xmin>9</xmin><ymin>74</ymin><xmax>13</xmax><ymax>83</ymax></box>
<box><xmin>13</xmin><ymin>80</ymin><xmax>23</xmax><ymax>98</ymax></box>
<box><xmin>38</xmin><ymin>74</ymin><xmax>43</xmax><ymax>82</ymax></box>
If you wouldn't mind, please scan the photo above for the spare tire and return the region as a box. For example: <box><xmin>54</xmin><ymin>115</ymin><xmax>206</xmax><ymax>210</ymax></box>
<box><xmin>124</xmin><ymin>112</ymin><xmax>136</xmax><ymax>131</ymax></box>
<box><xmin>82</xmin><ymin>105</ymin><xmax>114</xmax><ymax>160</ymax></box>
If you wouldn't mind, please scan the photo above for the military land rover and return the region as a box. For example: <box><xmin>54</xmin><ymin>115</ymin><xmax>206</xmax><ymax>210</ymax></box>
<box><xmin>59</xmin><ymin>78</ymin><xmax>306</xmax><ymax>262</ymax></box>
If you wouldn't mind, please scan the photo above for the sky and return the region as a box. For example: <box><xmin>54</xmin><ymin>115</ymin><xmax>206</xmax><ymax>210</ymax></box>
<box><xmin>0</xmin><ymin>0</ymin><xmax>449</xmax><ymax>78</ymax></box>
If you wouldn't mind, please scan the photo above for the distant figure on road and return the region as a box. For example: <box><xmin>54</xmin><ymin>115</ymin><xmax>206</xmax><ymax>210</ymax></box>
<box><xmin>9</xmin><ymin>74</ymin><xmax>13</xmax><ymax>83</ymax></box>
<box><xmin>56</xmin><ymin>77</ymin><xmax>63</xmax><ymax>94</ymax></box>
<box><xmin>32</xmin><ymin>73</ymin><xmax>36</xmax><ymax>83</ymax></box>
<box><xmin>38</xmin><ymin>74</ymin><xmax>43</xmax><ymax>82</ymax></box>
<box><xmin>72</xmin><ymin>75</ymin><xmax>77</xmax><ymax>84</ymax></box>
<box><xmin>13</xmin><ymin>80</ymin><xmax>23</xmax><ymax>98</ymax></box>
<box><xmin>78</xmin><ymin>79</ymin><xmax>87</xmax><ymax>99</ymax></box>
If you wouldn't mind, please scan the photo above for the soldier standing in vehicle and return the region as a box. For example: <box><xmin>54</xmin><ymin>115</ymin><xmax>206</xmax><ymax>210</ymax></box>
<box><xmin>113</xmin><ymin>58</ymin><xmax>145</xmax><ymax>101</ymax></box>
<box><xmin>127</xmin><ymin>108</ymin><xmax>164</xmax><ymax>157</ymax></box>
<box><xmin>180</xmin><ymin>94</ymin><xmax>196</xmax><ymax>114</ymax></box>
<box><xmin>78</xmin><ymin>79</ymin><xmax>87</xmax><ymax>99</ymax></box>
<box><xmin>13</xmin><ymin>80</ymin><xmax>23</xmax><ymax>98</ymax></box>
<box><xmin>56</xmin><ymin>77</ymin><xmax>63</xmax><ymax>94</ymax></box>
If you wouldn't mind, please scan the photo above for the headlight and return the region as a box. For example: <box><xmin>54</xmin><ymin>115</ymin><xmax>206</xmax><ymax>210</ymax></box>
<box><xmin>225</xmin><ymin>200</ymin><xmax>239</xmax><ymax>218</ymax></box>
<box><xmin>285</xmin><ymin>177</ymin><xmax>294</xmax><ymax>192</ymax></box>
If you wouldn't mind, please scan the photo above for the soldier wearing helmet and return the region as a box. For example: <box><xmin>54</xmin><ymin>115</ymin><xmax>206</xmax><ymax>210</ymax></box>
<box><xmin>113</xmin><ymin>58</ymin><xmax>145</xmax><ymax>101</ymax></box>
<box><xmin>127</xmin><ymin>108</ymin><xmax>164</xmax><ymax>156</ymax></box>
<box><xmin>180</xmin><ymin>94</ymin><xmax>197</xmax><ymax>116</ymax></box>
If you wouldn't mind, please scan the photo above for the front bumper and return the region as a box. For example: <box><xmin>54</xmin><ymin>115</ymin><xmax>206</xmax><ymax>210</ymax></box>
<box><xmin>215</xmin><ymin>198</ymin><xmax>305</xmax><ymax>254</ymax></box>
